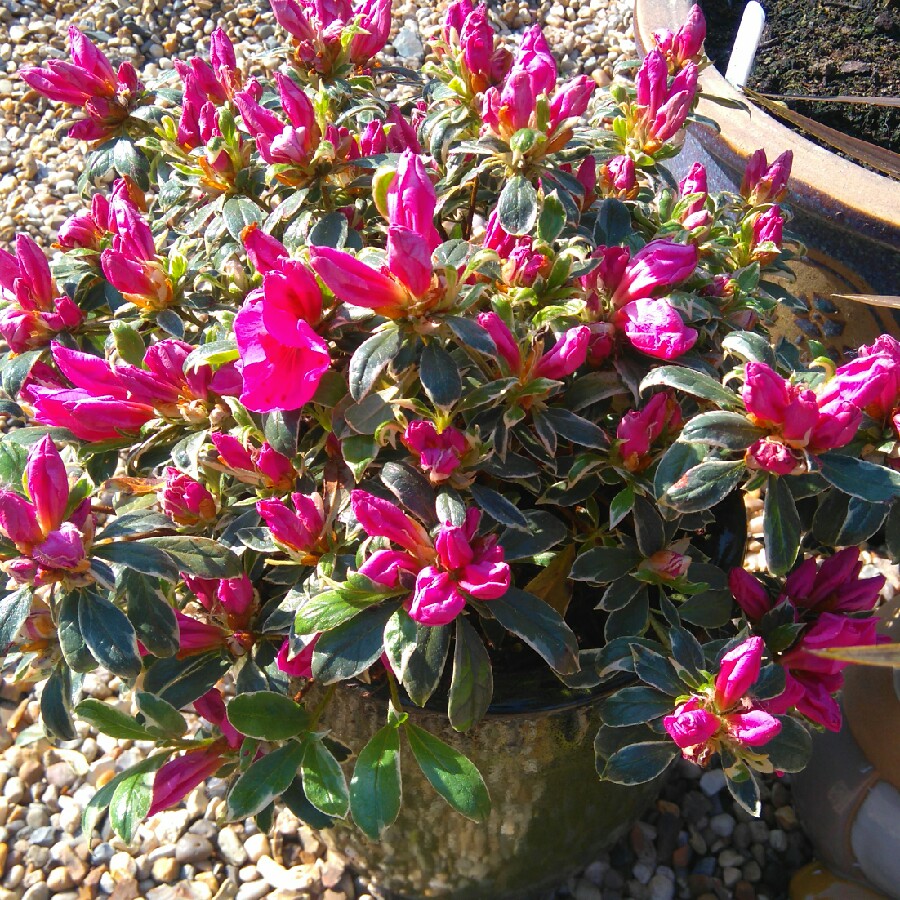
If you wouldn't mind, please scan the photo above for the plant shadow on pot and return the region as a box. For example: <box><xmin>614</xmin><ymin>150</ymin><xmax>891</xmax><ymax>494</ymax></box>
<box><xmin>312</xmin><ymin>495</ymin><xmax>748</xmax><ymax>900</ymax></box>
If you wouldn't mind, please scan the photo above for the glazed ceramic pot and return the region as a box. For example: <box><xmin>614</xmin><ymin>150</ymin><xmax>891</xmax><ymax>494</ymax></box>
<box><xmin>633</xmin><ymin>0</ymin><xmax>900</xmax><ymax>351</ymax></box>
<box><xmin>792</xmin><ymin>602</ymin><xmax>900</xmax><ymax>898</ymax></box>
<box><xmin>317</xmin><ymin>670</ymin><xmax>663</xmax><ymax>900</ymax></box>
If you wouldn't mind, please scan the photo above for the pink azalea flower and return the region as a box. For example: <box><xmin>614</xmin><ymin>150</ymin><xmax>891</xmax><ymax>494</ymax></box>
<box><xmin>664</xmin><ymin>697</ymin><xmax>719</xmax><ymax>749</ymax></box>
<box><xmin>234</xmin><ymin>262</ymin><xmax>330</xmax><ymax>413</ymax></box>
<box><xmin>817</xmin><ymin>334</ymin><xmax>900</xmax><ymax>423</ymax></box>
<box><xmin>617</xmin><ymin>297</ymin><xmax>697</xmax><ymax>359</ymax></box>
<box><xmin>211</xmin><ymin>433</ymin><xmax>296</xmax><ymax>491</ymax></box>
<box><xmin>715</xmin><ymin>636</ymin><xmax>765</xmax><ymax>709</ymax></box>
<box><xmin>740</xmin><ymin>149</ymin><xmax>793</xmax><ymax>205</ymax></box>
<box><xmin>634</xmin><ymin>50</ymin><xmax>698</xmax><ymax>150</ymax></box>
<box><xmin>256</xmin><ymin>492</ymin><xmax>324</xmax><ymax>554</ymax></box>
<box><xmin>277</xmin><ymin>635</ymin><xmax>319</xmax><ymax>678</ymax></box>
<box><xmin>678</xmin><ymin>162</ymin><xmax>710</xmax><ymax>229</ymax></box>
<box><xmin>159</xmin><ymin>468</ymin><xmax>217</xmax><ymax>526</ymax></box>
<box><xmin>534</xmin><ymin>326</ymin><xmax>590</xmax><ymax>379</ymax></box>
<box><xmin>616</xmin><ymin>391</ymin><xmax>682</xmax><ymax>471</ymax></box>
<box><xmin>653</xmin><ymin>3</ymin><xmax>706</xmax><ymax>71</ymax></box>
<box><xmin>723</xmin><ymin>708</ymin><xmax>782</xmax><ymax>746</ymax></box>
<box><xmin>402</xmin><ymin>421</ymin><xmax>468</xmax><ymax>482</ymax></box>
<box><xmin>598</xmin><ymin>155</ymin><xmax>637</xmax><ymax>198</ymax></box>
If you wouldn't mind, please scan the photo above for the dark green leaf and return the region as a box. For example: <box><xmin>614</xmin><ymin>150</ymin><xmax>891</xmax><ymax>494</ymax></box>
<box><xmin>264</xmin><ymin>409</ymin><xmax>303</xmax><ymax>457</ymax></box>
<box><xmin>420</xmin><ymin>343</ymin><xmax>461</xmax><ymax>408</ymax></box>
<box><xmin>282</xmin><ymin>778</ymin><xmax>335</xmax><ymax>829</ymax></box>
<box><xmin>41</xmin><ymin>665</ymin><xmax>76</xmax><ymax>741</ymax></box>
<box><xmin>640</xmin><ymin>367</ymin><xmax>741</xmax><ymax>409</ymax></box>
<box><xmin>349</xmin><ymin>327</ymin><xmax>401</xmax><ymax>401</ymax></box>
<box><xmin>404</xmin><ymin>721</ymin><xmax>490</xmax><ymax>820</ymax></box>
<box><xmin>311</xmin><ymin>603</ymin><xmax>397</xmax><ymax>683</ymax></box>
<box><xmin>227</xmin><ymin>741</ymin><xmax>307</xmax><ymax>819</ymax></box>
<box><xmin>633</xmin><ymin>496</ymin><xmax>666</xmax><ymax>557</ymax></box>
<box><xmin>485</xmin><ymin>587</ymin><xmax>579</xmax><ymax>675</ymax></box>
<box><xmin>725</xmin><ymin>763</ymin><xmax>761</xmax><ymax>816</ymax></box>
<box><xmin>764</xmin><ymin>475</ymin><xmax>801</xmax><ymax>576</ymax></box>
<box><xmin>350</xmin><ymin>725</ymin><xmax>402</xmax><ymax>839</ymax></box>
<box><xmin>448</xmin><ymin>617</ymin><xmax>493</xmax><ymax>732</ymax></box>
<box><xmin>0</xmin><ymin>587</ymin><xmax>32</xmax><ymax>652</ymax></box>
<box><xmin>678</xmin><ymin>590</ymin><xmax>734</xmax><ymax>627</ymax></box>
<box><xmin>597</xmin><ymin>686</ymin><xmax>673</xmax><ymax>726</ymax></box>
<box><xmin>57</xmin><ymin>590</ymin><xmax>96</xmax><ymax>672</ymax></box>
<box><xmin>662</xmin><ymin>460</ymin><xmax>745</xmax><ymax>513</ymax></box>
<box><xmin>537</xmin><ymin>191</ymin><xmax>566</xmax><ymax>243</ymax></box>
<box><xmin>113</xmin><ymin>138</ymin><xmax>150</xmax><ymax>190</ymax></box>
<box><xmin>82</xmin><ymin>754</ymin><xmax>169</xmax><ymax>836</ymax></box>
<box><xmin>498</xmin><ymin>510</ymin><xmax>567</xmax><ymax>560</ymax></box>
<box><xmin>571</xmin><ymin>547</ymin><xmax>642</xmax><ymax>583</ymax></box>
<box><xmin>445</xmin><ymin>316</ymin><xmax>497</xmax><ymax>356</ymax></box>
<box><xmin>593</xmin><ymin>198</ymin><xmax>632</xmax><ymax>244</ymax></box>
<box><xmin>604</xmin><ymin>590</ymin><xmax>649</xmax><ymax>640</ymax></box>
<box><xmin>96</xmin><ymin>511</ymin><xmax>173</xmax><ymax>540</ymax></box>
<box><xmin>764</xmin><ymin>717</ymin><xmax>812</xmax><ymax>773</ymax></box>
<box><xmin>222</xmin><ymin>197</ymin><xmax>266</xmax><ymax>242</ymax></box>
<box><xmin>309</xmin><ymin>211</ymin><xmax>349</xmax><ymax>248</ymax></box>
<box><xmin>602</xmin><ymin>741</ymin><xmax>678</xmax><ymax>785</ymax></box>
<box><xmin>497</xmin><ymin>175</ymin><xmax>538</xmax><ymax>236</ymax></box>
<box><xmin>886</xmin><ymin>503</ymin><xmax>900</xmax><ymax>563</ymax></box>
<box><xmin>142</xmin><ymin>652</ymin><xmax>230</xmax><ymax>709</ymax></box>
<box><xmin>302</xmin><ymin>738</ymin><xmax>350</xmax><ymax>817</ymax></box>
<box><xmin>136</xmin><ymin>692</ymin><xmax>187</xmax><ymax>737</ymax></box>
<box><xmin>597</xmin><ymin>576</ymin><xmax>644</xmax><ymax>611</ymax></box>
<box><xmin>0</xmin><ymin>441</ymin><xmax>28</xmax><ymax>487</ymax></box>
<box><xmin>654</xmin><ymin>440</ymin><xmax>705</xmax><ymax>501</ymax></box>
<box><xmin>540</xmin><ymin>408</ymin><xmax>608</xmax><ymax>449</ymax></box>
<box><xmin>819</xmin><ymin>453</ymin><xmax>900</xmax><ymax>503</ymax></box>
<box><xmin>469</xmin><ymin>483</ymin><xmax>528</xmax><ymax>529</ymax></box>
<box><xmin>294</xmin><ymin>591</ymin><xmax>380</xmax><ymax>634</ymax></box>
<box><xmin>145</xmin><ymin>537</ymin><xmax>242</xmax><ymax>579</ymax></box>
<box><xmin>76</xmin><ymin>699</ymin><xmax>152</xmax><ymax>740</ymax></box>
<box><xmin>110</xmin><ymin>770</ymin><xmax>154</xmax><ymax>841</ymax></box>
<box><xmin>722</xmin><ymin>331</ymin><xmax>777</xmax><ymax>367</ymax></box>
<box><xmin>226</xmin><ymin>692</ymin><xmax>310</xmax><ymax>741</ymax></box>
<box><xmin>680</xmin><ymin>411</ymin><xmax>766</xmax><ymax>450</ymax></box>
<box><xmin>402</xmin><ymin>621</ymin><xmax>450</xmax><ymax>707</ymax></box>
<box><xmin>380</xmin><ymin>461</ymin><xmax>435</xmax><ymax>526</ymax></box>
<box><xmin>671</xmin><ymin>626</ymin><xmax>704</xmax><ymax>676</ymax></box>
<box><xmin>123</xmin><ymin>572</ymin><xmax>179</xmax><ymax>659</ymax></box>
<box><xmin>631</xmin><ymin>645</ymin><xmax>686</xmax><ymax>696</ymax></box>
<box><xmin>92</xmin><ymin>541</ymin><xmax>178</xmax><ymax>581</ymax></box>
<box><xmin>79</xmin><ymin>593</ymin><xmax>141</xmax><ymax>680</ymax></box>
<box><xmin>2</xmin><ymin>349</ymin><xmax>42</xmax><ymax>399</ymax></box>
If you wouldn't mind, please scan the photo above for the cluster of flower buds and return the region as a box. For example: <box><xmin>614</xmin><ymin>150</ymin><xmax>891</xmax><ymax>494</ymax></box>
<box><xmin>22</xmin><ymin>339</ymin><xmax>241</xmax><ymax>442</ymax></box>
<box><xmin>359</xmin><ymin>105</ymin><xmax>422</xmax><ymax>155</ymax></box>
<box><xmin>677</xmin><ymin>162</ymin><xmax>711</xmax><ymax>230</ymax></box>
<box><xmin>21</xmin><ymin>27</ymin><xmax>143</xmax><ymax>141</ymax></box>
<box><xmin>0</xmin><ymin>437</ymin><xmax>93</xmax><ymax>586</ymax></box>
<box><xmin>627</xmin><ymin>48</ymin><xmax>698</xmax><ymax>156</ymax></box>
<box><xmin>580</xmin><ymin>240</ymin><xmax>698</xmax><ymax>361</ymax></box>
<box><xmin>740</xmin><ymin>149</ymin><xmax>793</xmax><ymax>206</ymax></box>
<box><xmin>441</xmin><ymin>1</ymin><xmax>512</xmax><ymax>96</ymax></box>
<box><xmin>652</xmin><ymin>3</ymin><xmax>707</xmax><ymax>73</ymax></box>
<box><xmin>664</xmin><ymin>637</ymin><xmax>781</xmax><ymax>768</ymax></box>
<box><xmin>476</xmin><ymin>312</ymin><xmax>590</xmax><ymax>384</ymax></box>
<box><xmin>234</xmin><ymin>228</ymin><xmax>330</xmax><ymax>414</ymax></box>
<box><xmin>310</xmin><ymin>150</ymin><xmax>445</xmax><ymax>319</ymax></box>
<box><xmin>616</xmin><ymin>391</ymin><xmax>683</xmax><ymax>472</ymax></box>
<box><xmin>184</xmin><ymin>573</ymin><xmax>257</xmax><ymax>632</ymax></box>
<box><xmin>57</xmin><ymin>177</ymin><xmax>146</xmax><ymax>253</ymax></box>
<box><xmin>353</xmin><ymin>492</ymin><xmax>509</xmax><ymax>626</ymax></box>
<box><xmin>730</xmin><ymin>547</ymin><xmax>883</xmax><ymax>731</ymax></box>
<box><xmin>598</xmin><ymin>155</ymin><xmax>638</xmax><ymax>200</ymax></box>
<box><xmin>401</xmin><ymin>421</ymin><xmax>469</xmax><ymax>483</ymax></box>
<box><xmin>741</xmin><ymin>362</ymin><xmax>863</xmax><ymax>474</ymax></box>
<box><xmin>481</xmin><ymin>26</ymin><xmax>595</xmax><ymax>153</ymax></box>
<box><xmin>271</xmin><ymin>0</ymin><xmax>392</xmax><ymax>76</ymax></box>
<box><xmin>0</xmin><ymin>234</ymin><xmax>83</xmax><ymax>353</ymax></box>
<box><xmin>210</xmin><ymin>433</ymin><xmax>297</xmax><ymax>492</ymax></box>
<box><xmin>159</xmin><ymin>468</ymin><xmax>217</xmax><ymax>527</ymax></box>
<box><xmin>481</xmin><ymin>210</ymin><xmax>549</xmax><ymax>288</ymax></box>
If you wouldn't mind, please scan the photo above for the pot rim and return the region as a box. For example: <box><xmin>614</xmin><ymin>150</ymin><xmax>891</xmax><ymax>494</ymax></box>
<box><xmin>632</xmin><ymin>0</ymin><xmax>900</xmax><ymax>247</ymax></box>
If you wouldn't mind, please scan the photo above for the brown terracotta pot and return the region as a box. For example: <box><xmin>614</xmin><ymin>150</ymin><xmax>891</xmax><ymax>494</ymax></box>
<box><xmin>633</xmin><ymin>0</ymin><xmax>900</xmax><ymax>351</ymax></box>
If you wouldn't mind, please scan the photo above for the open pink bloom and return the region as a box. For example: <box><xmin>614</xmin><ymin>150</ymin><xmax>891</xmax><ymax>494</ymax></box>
<box><xmin>781</xmin><ymin>613</ymin><xmax>879</xmax><ymax>679</ymax></box>
<box><xmin>653</xmin><ymin>3</ymin><xmax>706</xmax><ymax>71</ymax></box>
<box><xmin>402</xmin><ymin>421</ymin><xmax>467</xmax><ymax>482</ymax></box>
<box><xmin>617</xmin><ymin>298</ymin><xmax>697</xmax><ymax>359</ymax></box>
<box><xmin>0</xmin><ymin>437</ymin><xmax>92</xmax><ymax>586</ymax></box>
<box><xmin>715</xmin><ymin>636</ymin><xmax>765</xmax><ymax>709</ymax></box>
<box><xmin>0</xmin><ymin>233</ymin><xmax>84</xmax><ymax>352</ymax></box>
<box><xmin>664</xmin><ymin>697</ymin><xmax>719</xmax><ymax>749</ymax></box>
<box><xmin>534</xmin><ymin>326</ymin><xmax>590</xmax><ymax>379</ymax></box>
<box><xmin>159</xmin><ymin>468</ymin><xmax>216</xmax><ymax>526</ymax></box>
<box><xmin>678</xmin><ymin>162</ymin><xmax>710</xmax><ymax>229</ymax></box>
<box><xmin>149</xmin><ymin>689</ymin><xmax>243</xmax><ymax>816</ymax></box>
<box><xmin>277</xmin><ymin>635</ymin><xmax>319</xmax><ymax>677</ymax></box>
<box><xmin>256</xmin><ymin>492</ymin><xmax>324</xmax><ymax>554</ymax></box>
<box><xmin>817</xmin><ymin>334</ymin><xmax>900</xmax><ymax>423</ymax></box>
<box><xmin>616</xmin><ymin>391</ymin><xmax>682</xmax><ymax>471</ymax></box>
<box><xmin>234</xmin><ymin>262</ymin><xmax>330</xmax><ymax>413</ymax></box>
<box><xmin>634</xmin><ymin>50</ymin><xmax>698</xmax><ymax>150</ymax></box>
<box><xmin>785</xmin><ymin>547</ymin><xmax>885</xmax><ymax>615</ymax></box>
<box><xmin>21</xmin><ymin>27</ymin><xmax>142</xmax><ymax>140</ymax></box>
<box><xmin>740</xmin><ymin>149</ymin><xmax>793</xmax><ymax>205</ymax></box>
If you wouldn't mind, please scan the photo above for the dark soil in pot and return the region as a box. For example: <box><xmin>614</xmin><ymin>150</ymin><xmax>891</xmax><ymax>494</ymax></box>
<box><xmin>702</xmin><ymin>0</ymin><xmax>900</xmax><ymax>159</ymax></box>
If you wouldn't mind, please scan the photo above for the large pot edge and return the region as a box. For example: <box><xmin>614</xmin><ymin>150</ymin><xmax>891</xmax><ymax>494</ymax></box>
<box><xmin>632</xmin><ymin>0</ymin><xmax>900</xmax><ymax>251</ymax></box>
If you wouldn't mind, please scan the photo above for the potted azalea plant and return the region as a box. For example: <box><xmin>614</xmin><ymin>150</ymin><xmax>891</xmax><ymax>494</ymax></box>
<box><xmin>2</xmin><ymin>2</ymin><xmax>899</xmax><ymax>896</ymax></box>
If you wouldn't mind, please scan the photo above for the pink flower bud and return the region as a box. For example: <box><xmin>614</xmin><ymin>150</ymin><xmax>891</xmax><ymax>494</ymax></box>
<box><xmin>809</xmin><ymin>398</ymin><xmax>861</xmax><ymax>452</ymax></box>
<box><xmin>460</xmin><ymin>5</ymin><xmax>493</xmax><ymax>79</ymax></box>
<box><xmin>655</xmin><ymin>4</ymin><xmax>706</xmax><ymax>69</ymax></box>
<box><xmin>349</xmin><ymin>0</ymin><xmax>392</xmax><ymax>64</ymax></box>
<box><xmin>497</xmin><ymin>68</ymin><xmax>536</xmax><ymax>132</ymax></box>
<box><xmin>613</xmin><ymin>239</ymin><xmax>698</xmax><ymax>306</ymax></box>
<box><xmin>351</xmin><ymin>490</ymin><xmax>432</xmax><ymax>557</ymax></box>
<box><xmin>25</xmin><ymin>436</ymin><xmax>68</xmax><ymax>536</ymax></box>
<box><xmin>725</xmin><ymin>708</ymin><xmax>781</xmax><ymax>747</ymax></box>
<box><xmin>575</xmin><ymin>155</ymin><xmax>597</xmax><ymax>202</ymax></box>
<box><xmin>515</xmin><ymin>25</ymin><xmax>557</xmax><ymax>98</ymax></box>
<box><xmin>649</xmin><ymin>64</ymin><xmax>697</xmax><ymax>142</ymax></box>
<box><xmin>386</xmin><ymin>151</ymin><xmax>441</xmax><ymax>251</ymax></box>
<box><xmin>751</xmin><ymin>205</ymin><xmax>784</xmax><ymax>254</ymax></box>
<box><xmin>58</xmin><ymin>213</ymin><xmax>103</xmax><ymax>251</ymax></box>
<box><xmin>616</xmin><ymin>392</ymin><xmax>681</xmax><ymax>469</ymax></box>
<box><xmin>476</xmin><ymin>311</ymin><xmax>520</xmax><ymax>372</ymax></box>
<box><xmin>746</xmin><ymin>437</ymin><xmax>796</xmax><ymax>475</ymax></box>
<box><xmin>309</xmin><ymin>245</ymin><xmax>408</xmax><ymax>315</ymax></box>
<box><xmin>817</xmin><ymin>335</ymin><xmax>900</xmax><ymax>420</ymax></box>
<box><xmin>402</xmin><ymin>421</ymin><xmax>467</xmax><ymax>481</ymax></box>
<box><xmin>678</xmin><ymin>161</ymin><xmax>710</xmax><ymax>228</ymax></box>
<box><xmin>635</xmin><ymin>49</ymin><xmax>669</xmax><ymax>114</ymax></box>
<box><xmin>256</xmin><ymin>493</ymin><xmax>323</xmax><ymax>554</ymax></box>
<box><xmin>444</xmin><ymin>0</ymin><xmax>475</xmax><ymax>41</ymax></box>
<box><xmin>160</xmin><ymin>468</ymin><xmax>217</xmax><ymax>526</ymax></box>
<box><xmin>217</xmin><ymin>575</ymin><xmax>255</xmax><ymax>624</ymax></box>
<box><xmin>599</xmin><ymin>155</ymin><xmax>636</xmax><ymax>197</ymax></box>
<box><xmin>242</xmin><ymin>224</ymin><xmax>289</xmax><ymax>275</ymax></box>
<box><xmin>277</xmin><ymin>635</ymin><xmax>318</xmax><ymax>678</ymax></box>
<box><xmin>741</xmin><ymin>362</ymin><xmax>790</xmax><ymax>426</ymax></box>
<box><xmin>386</xmin><ymin>226</ymin><xmax>433</xmax><ymax>298</ymax></box>
<box><xmin>359</xmin><ymin>548</ymin><xmax>420</xmax><ymax>588</ymax></box>
<box><xmin>715</xmin><ymin>636</ymin><xmax>765</xmax><ymax>709</ymax></box>
<box><xmin>149</xmin><ymin>746</ymin><xmax>226</xmax><ymax>817</ymax></box>
<box><xmin>741</xmin><ymin>149</ymin><xmax>793</xmax><ymax>205</ymax></box>
<box><xmin>548</xmin><ymin>75</ymin><xmax>594</xmax><ymax>129</ymax></box>
<box><xmin>728</xmin><ymin>568</ymin><xmax>772</xmax><ymax>620</ymax></box>
<box><xmin>664</xmin><ymin>697</ymin><xmax>719</xmax><ymax>749</ymax></box>
<box><xmin>617</xmin><ymin>298</ymin><xmax>697</xmax><ymax>360</ymax></box>
<box><xmin>409</xmin><ymin>567</ymin><xmax>467</xmax><ymax>626</ymax></box>
<box><xmin>534</xmin><ymin>326</ymin><xmax>590</xmax><ymax>379</ymax></box>
<box><xmin>642</xmin><ymin>549</ymin><xmax>691</xmax><ymax>581</ymax></box>
<box><xmin>0</xmin><ymin>491</ymin><xmax>43</xmax><ymax>547</ymax></box>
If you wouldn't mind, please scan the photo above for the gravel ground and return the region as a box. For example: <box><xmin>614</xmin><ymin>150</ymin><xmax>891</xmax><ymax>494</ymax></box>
<box><xmin>0</xmin><ymin>0</ymin><xmax>893</xmax><ymax>898</ymax></box>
